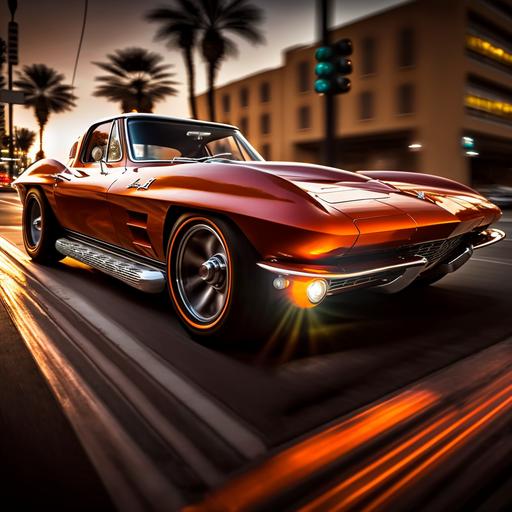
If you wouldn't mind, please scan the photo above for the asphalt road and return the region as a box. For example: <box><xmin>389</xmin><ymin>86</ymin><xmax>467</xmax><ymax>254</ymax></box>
<box><xmin>0</xmin><ymin>190</ymin><xmax>511</xmax><ymax>509</ymax></box>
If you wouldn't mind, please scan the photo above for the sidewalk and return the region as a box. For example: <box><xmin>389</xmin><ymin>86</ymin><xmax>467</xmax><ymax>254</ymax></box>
<box><xmin>0</xmin><ymin>300</ymin><xmax>114</xmax><ymax>511</ymax></box>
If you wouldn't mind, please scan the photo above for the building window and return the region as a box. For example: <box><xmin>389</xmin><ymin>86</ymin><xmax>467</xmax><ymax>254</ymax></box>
<box><xmin>397</xmin><ymin>83</ymin><xmax>415</xmax><ymax>114</ymax></box>
<box><xmin>297</xmin><ymin>61</ymin><xmax>310</xmax><ymax>93</ymax></box>
<box><xmin>261</xmin><ymin>144</ymin><xmax>271</xmax><ymax>160</ymax></box>
<box><xmin>298</xmin><ymin>105</ymin><xmax>311</xmax><ymax>129</ymax></box>
<box><xmin>222</xmin><ymin>94</ymin><xmax>230</xmax><ymax>113</ymax></box>
<box><xmin>260</xmin><ymin>82</ymin><xmax>271</xmax><ymax>102</ymax></box>
<box><xmin>359</xmin><ymin>91</ymin><xmax>374</xmax><ymax>120</ymax></box>
<box><xmin>361</xmin><ymin>36</ymin><xmax>376</xmax><ymax>75</ymax></box>
<box><xmin>398</xmin><ymin>28</ymin><xmax>415</xmax><ymax>68</ymax></box>
<box><xmin>260</xmin><ymin>113</ymin><xmax>271</xmax><ymax>135</ymax></box>
<box><xmin>240</xmin><ymin>87</ymin><xmax>249</xmax><ymax>108</ymax></box>
<box><xmin>239</xmin><ymin>116</ymin><xmax>248</xmax><ymax>135</ymax></box>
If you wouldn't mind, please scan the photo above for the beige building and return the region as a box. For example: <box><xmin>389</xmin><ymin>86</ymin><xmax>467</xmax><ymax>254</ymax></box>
<box><xmin>197</xmin><ymin>0</ymin><xmax>512</xmax><ymax>186</ymax></box>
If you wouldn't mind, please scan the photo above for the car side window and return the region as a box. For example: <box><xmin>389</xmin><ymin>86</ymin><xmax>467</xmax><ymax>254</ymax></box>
<box><xmin>83</xmin><ymin>122</ymin><xmax>113</xmax><ymax>163</ymax></box>
<box><xmin>107</xmin><ymin>122</ymin><xmax>122</xmax><ymax>162</ymax></box>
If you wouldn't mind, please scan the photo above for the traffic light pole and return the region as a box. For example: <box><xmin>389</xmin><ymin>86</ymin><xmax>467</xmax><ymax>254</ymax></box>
<box><xmin>7</xmin><ymin>50</ymin><xmax>13</xmax><ymax>178</ymax></box>
<box><xmin>319</xmin><ymin>0</ymin><xmax>335</xmax><ymax>167</ymax></box>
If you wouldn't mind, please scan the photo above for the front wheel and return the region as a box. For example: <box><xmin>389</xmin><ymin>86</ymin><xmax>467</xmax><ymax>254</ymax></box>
<box><xmin>166</xmin><ymin>214</ymin><xmax>278</xmax><ymax>342</ymax></box>
<box><xmin>22</xmin><ymin>188</ymin><xmax>64</xmax><ymax>263</ymax></box>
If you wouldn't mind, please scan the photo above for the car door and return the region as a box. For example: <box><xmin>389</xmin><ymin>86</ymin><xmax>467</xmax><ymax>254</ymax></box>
<box><xmin>54</xmin><ymin>120</ymin><xmax>125</xmax><ymax>244</ymax></box>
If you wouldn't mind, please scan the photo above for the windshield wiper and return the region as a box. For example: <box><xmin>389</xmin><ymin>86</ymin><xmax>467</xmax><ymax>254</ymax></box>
<box><xmin>171</xmin><ymin>153</ymin><xmax>233</xmax><ymax>164</ymax></box>
<box><xmin>171</xmin><ymin>156</ymin><xmax>201</xmax><ymax>163</ymax></box>
<box><xmin>198</xmin><ymin>153</ymin><xmax>233</xmax><ymax>161</ymax></box>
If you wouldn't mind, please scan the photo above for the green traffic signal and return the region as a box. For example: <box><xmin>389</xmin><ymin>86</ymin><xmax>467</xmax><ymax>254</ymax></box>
<box><xmin>314</xmin><ymin>39</ymin><xmax>353</xmax><ymax>95</ymax></box>
<box><xmin>315</xmin><ymin>61</ymin><xmax>334</xmax><ymax>77</ymax></box>
<box><xmin>314</xmin><ymin>79</ymin><xmax>331</xmax><ymax>94</ymax></box>
<box><xmin>315</xmin><ymin>46</ymin><xmax>333</xmax><ymax>61</ymax></box>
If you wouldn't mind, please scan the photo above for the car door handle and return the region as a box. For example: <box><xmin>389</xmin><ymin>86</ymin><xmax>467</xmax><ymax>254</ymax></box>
<box><xmin>51</xmin><ymin>172</ymin><xmax>72</xmax><ymax>182</ymax></box>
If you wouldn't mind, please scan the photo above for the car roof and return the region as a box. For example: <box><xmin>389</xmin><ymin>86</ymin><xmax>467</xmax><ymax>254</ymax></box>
<box><xmin>92</xmin><ymin>113</ymin><xmax>238</xmax><ymax>131</ymax></box>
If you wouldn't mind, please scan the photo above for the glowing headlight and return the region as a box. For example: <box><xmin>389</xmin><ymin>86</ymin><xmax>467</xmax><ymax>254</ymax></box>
<box><xmin>273</xmin><ymin>276</ymin><xmax>290</xmax><ymax>290</ymax></box>
<box><xmin>306</xmin><ymin>279</ymin><xmax>328</xmax><ymax>304</ymax></box>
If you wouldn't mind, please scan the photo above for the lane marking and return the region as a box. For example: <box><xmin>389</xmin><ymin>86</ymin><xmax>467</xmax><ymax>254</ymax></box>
<box><xmin>0</xmin><ymin>235</ymin><xmax>266</xmax><ymax>459</ymax></box>
<box><xmin>472</xmin><ymin>257</ymin><xmax>512</xmax><ymax>267</ymax></box>
<box><xmin>0</xmin><ymin>198</ymin><xmax>22</xmax><ymax>209</ymax></box>
<box><xmin>0</xmin><ymin>250</ymin><xmax>184</xmax><ymax>511</ymax></box>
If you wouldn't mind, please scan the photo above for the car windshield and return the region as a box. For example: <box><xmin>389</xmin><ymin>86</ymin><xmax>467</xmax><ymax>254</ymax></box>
<box><xmin>127</xmin><ymin>118</ymin><xmax>263</xmax><ymax>162</ymax></box>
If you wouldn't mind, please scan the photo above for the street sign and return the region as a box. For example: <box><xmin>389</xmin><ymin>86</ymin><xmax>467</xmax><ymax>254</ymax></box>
<box><xmin>0</xmin><ymin>89</ymin><xmax>25</xmax><ymax>104</ymax></box>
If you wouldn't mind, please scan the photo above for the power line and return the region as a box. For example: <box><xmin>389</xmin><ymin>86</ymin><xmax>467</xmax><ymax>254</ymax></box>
<box><xmin>71</xmin><ymin>0</ymin><xmax>89</xmax><ymax>87</ymax></box>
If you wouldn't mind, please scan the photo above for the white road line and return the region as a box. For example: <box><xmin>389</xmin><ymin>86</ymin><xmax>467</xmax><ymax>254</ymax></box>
<box><xmin>0</xmin><ymin>250</ymin><xmax>183</xmax><ymax>511</ymax></box>
<box><xmin>0</xmin><ymin>198</ymin><xmax>22</xmax><ymax>209</ymax></box>
<box><xmin>0</xmin><ymin>236</ymin><xmax>265</xmax><ymax>459</ymax></box>
<box><xmin>472</xmin><ymin>257</ymin><xmax>512</xmax><ymax>266</ymax></box>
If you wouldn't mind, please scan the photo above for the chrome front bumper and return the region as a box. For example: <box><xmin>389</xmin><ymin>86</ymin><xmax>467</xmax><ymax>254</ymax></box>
<box><xmin>258</xmin><ymin>228</ymin><xmax>506</xmax><ymax>295</ymax></box>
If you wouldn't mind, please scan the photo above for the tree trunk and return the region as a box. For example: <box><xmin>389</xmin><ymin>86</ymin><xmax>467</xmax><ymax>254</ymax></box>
<box><xmin>207</xmin><ymin>62</ymin><xmax>217</xmax><ymax>122</ymax></box>
<box><xmin>184</xmin><ymin>47</ymin><xmax>198</xmax><ymax>119</ymax></box>
<box><xmin>36</xmin><ymin>123</ymin><xmax>45</xmax><ymax>160</ymax></box>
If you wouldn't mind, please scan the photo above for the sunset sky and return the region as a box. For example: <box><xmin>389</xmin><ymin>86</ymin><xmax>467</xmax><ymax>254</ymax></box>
<box><xmin>1</xmin><ymin>0</ymin><xmax>406</xmax><ymax>161</ymax></box>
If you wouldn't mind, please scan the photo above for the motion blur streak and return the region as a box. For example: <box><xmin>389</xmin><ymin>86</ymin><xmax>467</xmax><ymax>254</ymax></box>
<box><xmin>363</xmin><ymin>384</ymin><xmax>512</xmax><ymax>512</ymax></box>
<box><xmin>185</xmin><ymin>390</ymin><xmax>437</xmax><ymax>511</ymax></box>
<box><xmin>301</xmin><ymin>378</ymin><xmax>511</xmax><ymax>512</ymax></box>
<box><xmin>299</xmin><ymin>415</ymin><xmax>455</xmax><ymax>511</ymax></box>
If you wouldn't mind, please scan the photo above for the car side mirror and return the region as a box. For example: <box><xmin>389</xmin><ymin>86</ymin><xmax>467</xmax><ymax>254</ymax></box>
<box><xmin>91</xmin><ymin>146</ymin><xmax>103</xmax><ymax>162</ymax></box>
<box><xmin>91</xmin><ymin>146</ymin><xmax>108</xmax><ymax>175</ymax></box>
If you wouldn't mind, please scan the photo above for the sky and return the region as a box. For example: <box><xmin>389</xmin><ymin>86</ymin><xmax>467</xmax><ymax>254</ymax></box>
<box><xmin>0</xmin><ymin>0</ymin><xmax>407</xmax><ymax>161</ymax></box>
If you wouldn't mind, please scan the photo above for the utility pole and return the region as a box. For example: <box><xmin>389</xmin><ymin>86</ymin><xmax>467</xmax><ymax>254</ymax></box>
<box><xmin>7</xmin><ymin>0</ymin><xmax>18</xmax><ymax>178</ymax></box>
<box><xmin>318</xmin><ymin>0</ymin><xmax>335</xmax><ymax>167</ymax></box>
<box><xmin>0</xmin><ymin>38</ymin><xmax>6</xmax><ymax>146</ymax></box>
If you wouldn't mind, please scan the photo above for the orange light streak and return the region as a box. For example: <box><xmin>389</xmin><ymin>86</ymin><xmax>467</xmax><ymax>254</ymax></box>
<box><xmin>300</xmin><ymin>414</ymin><xmax>455</xmax><ymax>512</ymax></box>
<box><xmin>185</xmin><ymin>390</ymin><xmax>437</xmax><ymax>512</ymax></box>
<box><xmin>363</xmin><ymin>385</ymin><xmax>512</xmax><ymax>512</ymax></box>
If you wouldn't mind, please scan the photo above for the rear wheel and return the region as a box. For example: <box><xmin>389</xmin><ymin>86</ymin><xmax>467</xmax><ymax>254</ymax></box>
<box><xmin>22</xmin><ymin>188</ymin><xmax>64</xmax><ymax>263</ymax></box>
<box><xmin>167</xmin><ymin>214</ymin><xmax>278</xmax><ymax>342</ymax></box>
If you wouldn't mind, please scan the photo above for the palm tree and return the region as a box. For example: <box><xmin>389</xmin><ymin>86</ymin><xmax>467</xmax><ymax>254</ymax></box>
<box><xmin>14</xmin><ymin>64</ymin><xmax>77</xmax><ymax>160</ymax></box>
<box><xmin>93</xmin><ymin>47</ymin><xmax>179</xmax><ymax>113</ymax></box>
<box><xmin>146</xmin><ymin>1</ymin><xmax>200</xmax><ymax>118</ymax></box>
<box><xmin>198</xmin><ymin>0</ymin><xmax>264</xmax><ymax>121</ymax></box>
<box><xmin>15</xmin><ymin>127</ymin><xmax>36</xmax><ymax>170</ymax></box>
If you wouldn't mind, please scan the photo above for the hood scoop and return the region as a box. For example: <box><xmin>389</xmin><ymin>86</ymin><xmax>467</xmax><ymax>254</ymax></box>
<box><xmin>314</xmin><ymin>187</ymin><xmax>390</xmax><ymax>204</ymax></box>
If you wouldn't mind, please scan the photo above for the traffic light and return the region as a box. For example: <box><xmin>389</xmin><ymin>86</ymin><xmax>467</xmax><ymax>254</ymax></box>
<box><xmin>314</xmin><ymin>38</ymin><xmax>353</xmax><ymax>95</ymax></box>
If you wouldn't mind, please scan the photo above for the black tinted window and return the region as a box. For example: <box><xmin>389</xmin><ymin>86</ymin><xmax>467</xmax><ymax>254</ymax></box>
<box><xmin>398</xmin><ymin>28</ymin><xmax>415</xmax><ymax>67</ymax></box>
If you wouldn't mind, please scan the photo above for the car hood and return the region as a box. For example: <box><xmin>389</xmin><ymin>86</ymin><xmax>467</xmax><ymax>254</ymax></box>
<box><xmin>242</xmin><ymin>161</ymin><xmax>499</xmax><ymax>250</ymax></box>
<box><xmin>244</xmin><ymin>161</ymin><xmax>398</xmax><ymax>199</ymax></box>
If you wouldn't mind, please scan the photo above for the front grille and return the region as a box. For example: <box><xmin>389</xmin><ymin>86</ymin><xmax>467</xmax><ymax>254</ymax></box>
<box><xmin>328</xmin><ymin>273</ymin><xmax>398</xmax><ymax>294</ymax></box>
<box><xmin>402</xmin><ymin>235</ymin><xmax>464</xmax><ymax>266</ymax></box>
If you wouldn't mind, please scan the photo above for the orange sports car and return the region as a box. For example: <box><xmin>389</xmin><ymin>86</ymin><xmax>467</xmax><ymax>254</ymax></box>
<box><xmin>14</xmin><ymin>114</ymin><xmax>505</xmax><ymax>340</ymax></box>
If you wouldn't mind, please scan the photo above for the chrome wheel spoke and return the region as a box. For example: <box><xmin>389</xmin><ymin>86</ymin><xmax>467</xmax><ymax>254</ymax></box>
<box><xmin>194</xmin><ymin>286</ymin><xmax>214</xmax><ymax>314</ymax></box>
<box><xmin>175</xmin><ymin>222</ymin><xmax>230</xmax><ymax>324</ymax></box>
<box><xmin>27</xmin><ymin>199</ymin><xmax>42</xmax><ymax>248</ymax></box>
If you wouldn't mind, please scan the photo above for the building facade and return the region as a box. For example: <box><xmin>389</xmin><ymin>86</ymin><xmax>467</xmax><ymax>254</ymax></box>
<box><xmin>196</xmin><ymin>0</ymin><xmax>512</xmax><ymax>186</ymax></box>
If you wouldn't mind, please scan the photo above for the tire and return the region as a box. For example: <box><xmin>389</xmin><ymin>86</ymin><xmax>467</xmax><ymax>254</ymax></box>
<box><xmin>22</xmin><ymin>188</ymin><xmax>64</xmax><ymax>263</ymax></box>
<box><xmin>166</xmin><ymin>213</ymin><xmax>279</xmax><ymax>342</ymax></box>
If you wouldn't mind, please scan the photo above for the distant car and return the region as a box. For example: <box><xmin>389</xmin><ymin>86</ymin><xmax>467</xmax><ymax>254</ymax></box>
<box><xmin>478</xmin><ymin>185</ymin><xmax>512</xmax><ymax>209</ymax></box>
<box><xmin>0</xmin><ymin>170</ymin><xmax>13</xmax><ymax>190</ymax></box>
<box><xmin>14</xmin><ymin>114</ymin><xmax>505</xmax><ymax>341</ymax></box>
